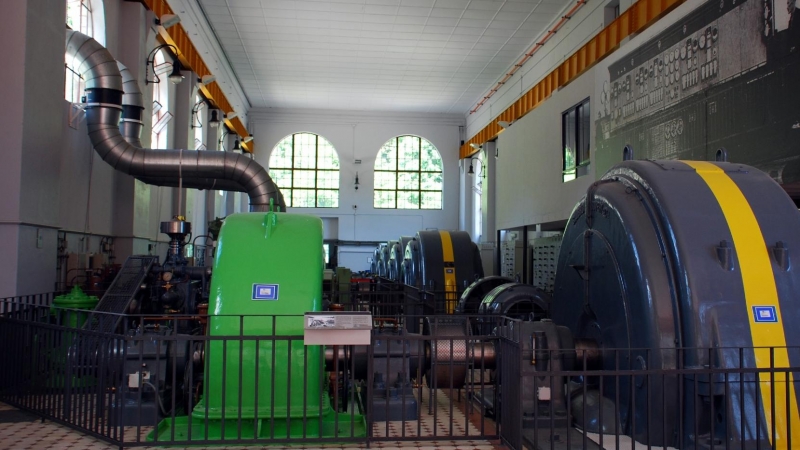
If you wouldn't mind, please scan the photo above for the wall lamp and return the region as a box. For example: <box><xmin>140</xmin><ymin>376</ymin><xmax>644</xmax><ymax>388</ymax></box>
<box><xmin>208</xmin><ymin>110</ymin><xmax>221</xmax><ymax>128</ymax></box>
<box><xmin>469</xmin><ymin>143</ymin><xmax>482</xmax><ymax>150</ymax></box>
<box><xmin>498</xmin><ymin>120</ymin><xmax>513</xmax><ymax>128</ymax></box>
<box><xmin>155</xmin><ymin>14</ymin><xmax>181</xmax><ymax>29</ymax></box>
<box><xmin>467</xmin><ymin>158</ymin><xmax>485</xmax><ymax>178</ymax></box>
<box><xmin>198</xmin><ymin>74</ymin><xmax>216</xmax><ymax>86</ymax></box>
<box><xmin>243</xmin><ymin>135</ymin><xmax>254</xmax><ymax>144</ymax></box>
<box><xmin>145</xmin><ymin>44</ymin><xmax>184</xmax><ymax>85</ymax></box>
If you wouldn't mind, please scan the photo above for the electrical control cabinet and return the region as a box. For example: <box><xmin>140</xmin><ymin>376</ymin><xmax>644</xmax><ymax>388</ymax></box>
<box><xmin>531</xmin><ymin>235</ymin><xmax>562</xmax><ymax>294</ymax></box>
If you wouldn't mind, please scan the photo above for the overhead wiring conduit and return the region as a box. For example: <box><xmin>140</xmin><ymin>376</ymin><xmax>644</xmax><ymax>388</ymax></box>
<box><xmin>65</xmin><ymin>30</ymin><xmax>285</xmax><ymax>212</ymax></box>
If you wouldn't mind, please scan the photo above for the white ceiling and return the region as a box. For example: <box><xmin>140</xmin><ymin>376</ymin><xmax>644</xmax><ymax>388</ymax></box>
<box><xmin>198</xmin><ymin>0</ymin><xmax>568</xmax><ymax>114</ymax></box>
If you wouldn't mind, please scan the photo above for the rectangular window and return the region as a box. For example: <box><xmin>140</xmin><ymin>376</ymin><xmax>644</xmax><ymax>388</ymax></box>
<box><xmin>604</xmin><ymin>0</ymin><xmax>620</xmax><ymax>27</ymax></box>
<box><xmin>193</xmin><ymin>95</ymin><xmax>205</xmax><ymax>150</ymax></box>
<box><xmin>562</xmin><ymin>98</ymin><xmax>590</xmax><ymax>182</ymax></box>
<box><xmin>65</xmin><ymin>64</ymin><xmax>84</xmax><ymax>103</ymax></box>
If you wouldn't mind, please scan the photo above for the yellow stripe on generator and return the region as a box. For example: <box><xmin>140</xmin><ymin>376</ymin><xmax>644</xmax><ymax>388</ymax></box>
<box><xmin>439</xmin><ymin>230</ymin><xmax>457</xmax><ymax>314</ymax></box>
<box><xmin>685</xmin><ymin>161</ymin><xmax>800</xmax><ymax>450</ymax></box>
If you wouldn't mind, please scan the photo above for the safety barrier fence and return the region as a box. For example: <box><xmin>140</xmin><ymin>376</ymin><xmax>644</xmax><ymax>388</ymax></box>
<box><xmin>326</xmin><ymin>278</ymin><xmax>406</xmax><ymax>318</ymax></box>
<box><xmin>327</xmin><ymin>281</ymin><xmax>469</xmax><ymax>330</ymax></box>
<box><xmin>497</xmin><ymin>319</ymin><xmax>800</xmax><ymax>450</ymax></box>
<box><xmin>0</xmin><ymin>292</ymin><xmax>59</xmax><ymax>314</ymax></box>
<box><xmin>0</xmin><ymin>301</ymin><xmax>500</xmax><ymax>448</ymax></box>
<box><xmin>4</xmin><ymin>296</ymin><xmax>800</xmax><ymax>450</ymax></box>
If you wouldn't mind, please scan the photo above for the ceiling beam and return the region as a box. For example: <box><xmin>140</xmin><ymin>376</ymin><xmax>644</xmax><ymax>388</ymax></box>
<box><xmin>139</xmin><ymin>0</ymin><xmax>255</xmax><ymax>153</ymax></box>
<box><xmin>461</xmin><ymin>0</ymin><xmax>687</xmax><ymax>159</ymax></box>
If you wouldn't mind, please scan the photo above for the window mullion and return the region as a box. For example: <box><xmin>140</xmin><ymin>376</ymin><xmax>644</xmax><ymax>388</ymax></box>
<box><xmin>576</xmin><ymin>108</ymin><xmax>581</xmax><ymax>166</ymax></box>
<box><xmin>270</xmin><ymin>133</ymin><xmax>338</xmax><ymax>209</ymax></box>
<box><xmin>290</xmin><ymin>134</ymin><xmax>296</xmax><ymax>207</ymax></box>
<box><xmin>375</xmin><ymin>135</ymin><xmax>441</xmax><ymax>210</ymax></box>
<box><xmin>417</xmin><ymin>136</ymin><xmax>421</xmax><ymax>209</ymax></box>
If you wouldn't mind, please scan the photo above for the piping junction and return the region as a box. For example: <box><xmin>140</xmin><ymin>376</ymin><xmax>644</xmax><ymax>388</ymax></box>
<box><xmin>65</xmin><ymin>30</ymin><xmax>285</xmax><ymax>212</ymax></box>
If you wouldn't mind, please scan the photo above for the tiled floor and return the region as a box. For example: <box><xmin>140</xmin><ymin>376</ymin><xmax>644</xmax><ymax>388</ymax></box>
<box><xmin>0</xmin><ymin>388</ymin><xmax>506</xmax><ymax>450</ymax></box>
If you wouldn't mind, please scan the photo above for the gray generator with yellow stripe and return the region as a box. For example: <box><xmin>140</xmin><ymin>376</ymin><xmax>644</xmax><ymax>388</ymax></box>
<box><xmin>387</xmin><ymin>236</ymin><xmax>413</xmax><ymax>282</ymax></box>
<box><xmin>404</xmin><ymin>231</ymin><xmax>484</xmax><ymax>311</ymax></box>
<box><xmin>403</xmin><ymin>231</ymin><xmax>483</xmax><ymax>333</ymax></box>
<box><xmin>525</xmin><ymin>160</ymin><xmax>800</xmax><ymax>449</ymax></box>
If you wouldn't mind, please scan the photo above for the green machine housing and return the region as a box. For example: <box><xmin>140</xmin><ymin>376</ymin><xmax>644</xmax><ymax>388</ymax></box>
<box><xmin>152</xmin><ymin>211</ymin><xmax>365</xmax><ymax>441</ymax></box>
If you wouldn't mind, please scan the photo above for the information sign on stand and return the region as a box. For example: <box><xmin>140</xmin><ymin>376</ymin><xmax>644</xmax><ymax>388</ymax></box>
<box><xmin>304</xmin><ymin>311</ymin><xmax>372</xmax><ymax>345</ymax></box>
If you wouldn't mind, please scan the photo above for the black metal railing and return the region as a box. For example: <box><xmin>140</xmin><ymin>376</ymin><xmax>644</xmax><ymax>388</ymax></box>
<box><xmin>0</xmin><ymin>292</ymin><xmax>60</xmax><ymax>314</ymax></box>
<box><xmin>4</xmin><ymin>294</ymin><xmax>800</xmax><ymax>450</ymax></box>
<box><xmin>0</xmin><ymin>302</ymin><xmax>500</xmax><ymax>447</ymax></box>
<box><xmin>404</xmin><ymin>284</ymin><xmax>466</xmax><ymax>317</ymax></box>
<box><xmin>496</xmin><ymin>320</ymin><xmax>800</xmax><ymax>450</ymax></box>
<box><xmin>366</xmin><ymin>315</ymin><xmax>500</xmax><ymax>444</ymax></box>
<box><xmin>325</xmin><ymin>282</ymin><xmax>468</xmax><ymax>332</ymax></box>
<box><xmin>326</xmin><ymin>279</ymin><xmax>406</xmax><ymax>317</ymax></box>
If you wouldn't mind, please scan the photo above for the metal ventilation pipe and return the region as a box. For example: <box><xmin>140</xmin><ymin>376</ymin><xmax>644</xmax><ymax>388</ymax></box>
<box><xmin>117</xmin><ymin>60</ymin><xmax>251</xmax><ymax>193</ymax></box>
<box><xmin>66</xmin><ymin>30</ymin><xmax>285</xmax><ymax>212</ymax></box>
<box><xmin>116</xmin><ymin>61</ymin><xmax>144</xmax><ymax>148</ymax></box>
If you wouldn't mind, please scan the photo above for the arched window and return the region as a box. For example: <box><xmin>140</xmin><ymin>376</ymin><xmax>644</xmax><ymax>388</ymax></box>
<box><xmin>269</xmin><ymin>133</ymin><xmax>340</xmax><ymax>208</ymax></box>
<box><xmin>192</xmin><ymin>95</ymin><xmax>206</xmax><ymax>150</ymax></box>
<box><xmin>218</xmin><ymin>127</ymin><xmax>230</xmax><ymax>152</ymax></box>
<box><xmin>150</xmin><ymin>49</ymin><xmax>173</xmax><ymax>149</ymax></box>
<box><xmin>66</xmin><ymin>0</ymin><xmax>93</xmax><ymax>39</ymax></box>
<box><xmin>65</xmin><ymin>0</ymin><xmax>105</xmax><ymax>102</ymax></box>
<box><xmin>374</xmin><ymin>135</ymin><xmax>443</xmax><ymax>209</ymax></box>
<box><xmin>472</xmin><ymin>151</ymin><xmax>484</xmax><ymax>242</ymax></box>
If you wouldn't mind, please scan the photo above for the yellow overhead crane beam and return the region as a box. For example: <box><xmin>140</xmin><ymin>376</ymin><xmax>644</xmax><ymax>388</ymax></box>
<box><xmin>461</xmin><ymin>0</ymin><xmax>687</xmax><ymax>159</ymax></box>
<box><xmin>141</xmin><ymin>0</ymin><xmax>686</xmax><ymax>158</ymax></box>
<box><xmin>139</xmin><ymin>0</ymin><xmax>255</xmax><ymax>153</ymax></box>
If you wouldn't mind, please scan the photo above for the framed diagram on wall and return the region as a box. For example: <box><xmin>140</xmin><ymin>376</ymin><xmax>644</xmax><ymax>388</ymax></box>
<box><xmin>595</xmin><ymin>0</ymin><xmax>800</xmax><ymax>186</ymax></box>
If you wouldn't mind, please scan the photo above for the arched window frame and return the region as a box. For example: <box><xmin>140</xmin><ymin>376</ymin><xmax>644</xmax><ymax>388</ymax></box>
<box><xmin>374</xmin><ymin>135</ymin><xmax>444</xmax><ymax>210</ymax></box>
<box><xmin>268</xmin><ymin>132</ymin><xmax>340</xmax><ymax>208</ymax></box>
<box><xmin>472</xmin><ymin>150</ymin><xmax>484</xmax><ymax>242</ymax></box>
<box><xmin>192</xmin><ymin>94</ymin><xmax>207</xmax><ymax>150</ymax></box>
<box><xmin>150</xmin><ymin>49</ymin><xmax>173</xmax><ymax>149</ymax></box>
<box><xmin>216</xmin><ymin>126</ymin><xmax>231</xmax><ymax>201</ymax></box>
<box><xmin>65</xmin><ymin>0</ymin><xmax>105</xmax><ymax>102</ymax></box>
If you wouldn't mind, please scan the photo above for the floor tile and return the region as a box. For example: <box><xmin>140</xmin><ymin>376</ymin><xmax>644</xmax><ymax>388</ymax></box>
<box><xmin>0</xmin><ymin>396</ymin><xmax>506</xmax><ymax>450</ymax></box>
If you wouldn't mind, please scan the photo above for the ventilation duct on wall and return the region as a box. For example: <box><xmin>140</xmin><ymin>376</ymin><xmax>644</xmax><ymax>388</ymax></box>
<box><xmin>116</xmin><ymin>61</ymin><xmax>144</xmax><ymax>148</ymax></box>
<box><xmin>65</xmin><ymin>30</ymin><xmax>285</xmax><ymax>212</ymax></box>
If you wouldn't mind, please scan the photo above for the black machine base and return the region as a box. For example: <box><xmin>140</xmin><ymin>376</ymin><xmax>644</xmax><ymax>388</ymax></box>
<box><xmin>371</xmin><ymin>387</ymin><xmax>418</xmax><ymax>421</ymax></box>
<box><xmin>109</xmin><ymin>394</ymin><xmax>160</xmax><ymax>427</ymax></box>
<box><xmin>522</xmin><ymin>428</ymin><xmax>602</xmax><ymax>450</ymax></box>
